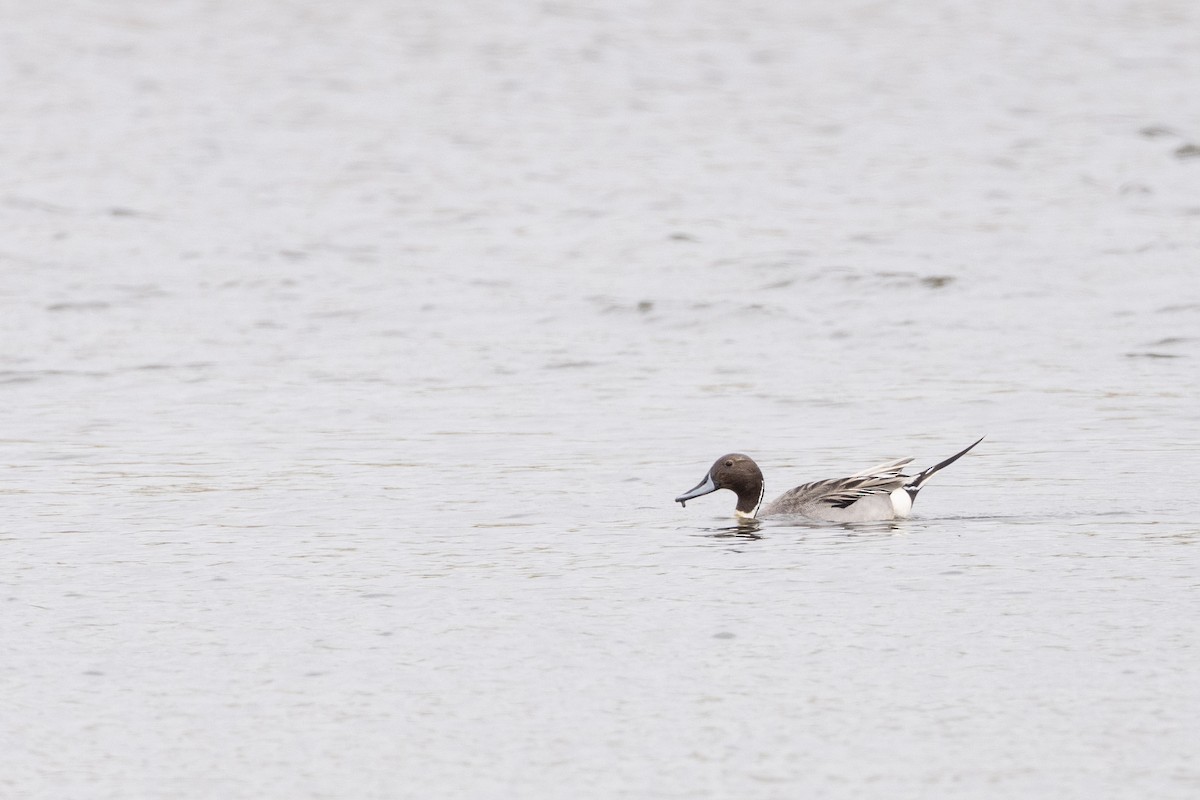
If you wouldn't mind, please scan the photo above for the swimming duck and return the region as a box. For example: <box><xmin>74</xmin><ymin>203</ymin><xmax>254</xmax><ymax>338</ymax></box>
<box><xmin>675</xmin><ymin>437</ymin><xmax>984</xmax><ymax>522</ymax></box>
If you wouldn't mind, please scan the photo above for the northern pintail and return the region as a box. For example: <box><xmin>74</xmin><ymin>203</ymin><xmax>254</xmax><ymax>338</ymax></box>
<box><xmin>675</xmin><ymin>437</ymin><xmax>984</xmax><ymax>522</ymax></box>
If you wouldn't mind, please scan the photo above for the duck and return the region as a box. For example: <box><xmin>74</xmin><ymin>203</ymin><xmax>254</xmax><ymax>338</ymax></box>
<box><xmin>675</xmin><ymin>437</ymin><xmax>984</xmax><ymax>522</ymax></box>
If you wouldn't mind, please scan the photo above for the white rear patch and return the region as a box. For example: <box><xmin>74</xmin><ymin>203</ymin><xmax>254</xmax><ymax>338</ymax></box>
<box><xmin>889</xmin><ymin>488</ymin><xmax>913</xmax><ymax>518</ymax></box>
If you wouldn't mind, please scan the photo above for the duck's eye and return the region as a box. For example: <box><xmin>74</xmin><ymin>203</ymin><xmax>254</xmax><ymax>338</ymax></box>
<box><xmin>724</xmin><ymin>460</ymin><xmax>734</xmax><ymax>467</ymax></box>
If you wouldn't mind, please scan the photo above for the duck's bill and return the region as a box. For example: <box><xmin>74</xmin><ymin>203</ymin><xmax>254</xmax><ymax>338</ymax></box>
<box><xmin>675</xmin><ymin>473</ymin><xmax>717</xmax><ymax>507</ymax></box>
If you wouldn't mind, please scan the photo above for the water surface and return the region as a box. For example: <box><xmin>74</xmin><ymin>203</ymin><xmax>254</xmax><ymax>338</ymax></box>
<box><xmin>3</xmin><ymin>1</ymin><xmax>1199</xmax><ymax>798</ymax></box>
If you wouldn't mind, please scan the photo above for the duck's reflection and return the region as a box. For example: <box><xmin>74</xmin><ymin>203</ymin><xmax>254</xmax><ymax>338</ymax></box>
<box><xmin>696</xmin><ymin>517</ymin><xmax>765</xmax><ymax>540</ymax></box>
<box><xmin>691</xmin><ymin>515</ymin><xmax>909</xmax><ymax>543</ymax></box>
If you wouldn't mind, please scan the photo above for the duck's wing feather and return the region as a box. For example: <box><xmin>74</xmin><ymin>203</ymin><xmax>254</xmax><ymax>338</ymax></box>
<box><xmin>783</xmin><ymin>475</ymin><xmax>905</xmax><ymax>510</ymax></box>
<box><xmin>848</xmin><ymin>457</ymin><xmax>912</xmax><ymax>478</ymax></box>
<box><xmin>766</xmin><ymin>461</ymin><xmax>914</xmax><ymax>513</ymax></box>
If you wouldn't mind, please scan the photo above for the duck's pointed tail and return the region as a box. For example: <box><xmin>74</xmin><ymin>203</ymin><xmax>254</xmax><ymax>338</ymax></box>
<box><xmin>903</xmin><ymin>436</ymin><xmax>985</xmax><ymax>500</ymax></box>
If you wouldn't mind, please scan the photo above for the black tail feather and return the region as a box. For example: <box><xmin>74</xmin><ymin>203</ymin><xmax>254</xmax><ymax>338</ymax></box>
<box><xmin>904</xmin><ymin>436</ymin><xmax>985</xmax><ymax>498</ymax></box>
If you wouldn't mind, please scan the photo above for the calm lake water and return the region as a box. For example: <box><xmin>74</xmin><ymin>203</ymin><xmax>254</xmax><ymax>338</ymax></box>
<box><xmin>3</xmin><ymin>1</ymin><xmax>1199</xmax><ymax>798</ymax></box>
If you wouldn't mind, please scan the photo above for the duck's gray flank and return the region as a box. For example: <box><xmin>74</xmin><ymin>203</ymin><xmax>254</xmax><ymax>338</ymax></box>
<box><xmin>675</xmin><ymin>437</ymin><xmax>984</xmax><ymax>522</ymax></box>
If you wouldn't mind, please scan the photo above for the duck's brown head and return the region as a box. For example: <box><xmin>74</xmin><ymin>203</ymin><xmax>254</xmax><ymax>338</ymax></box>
<box><xmin>674</xmin><ymin>453</ymin><xmax>765</xmax><ymax>517</ymax></box>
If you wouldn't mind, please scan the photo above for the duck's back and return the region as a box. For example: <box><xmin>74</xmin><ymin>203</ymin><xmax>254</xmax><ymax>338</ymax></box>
<box><xmin>761</xmin><ymin>458</ymin><xmax>914</xmax><ymax>522</ymax></box>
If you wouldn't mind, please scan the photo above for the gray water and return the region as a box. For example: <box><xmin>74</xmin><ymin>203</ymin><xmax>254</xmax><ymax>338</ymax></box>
<box><xmin>4</xmin><ymin>1</ymin><xmax>1200</xmax><ymax>798</ymax></box>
